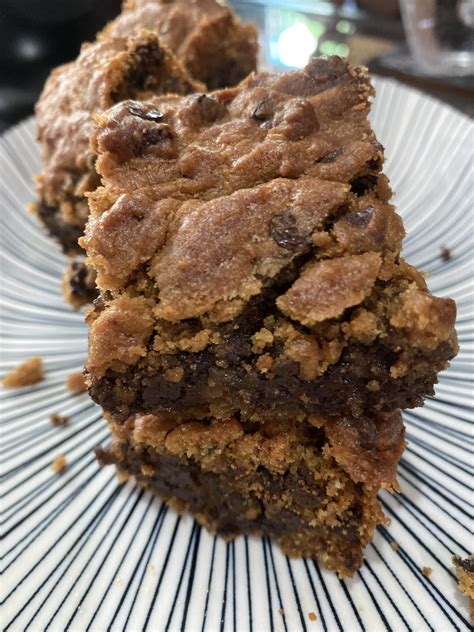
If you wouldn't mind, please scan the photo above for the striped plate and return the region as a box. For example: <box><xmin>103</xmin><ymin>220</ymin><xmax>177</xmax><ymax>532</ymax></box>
<box><xmin>1</xmin><ymin>78</ymin><xmax>473</xmax><ymax>631</ymax></box>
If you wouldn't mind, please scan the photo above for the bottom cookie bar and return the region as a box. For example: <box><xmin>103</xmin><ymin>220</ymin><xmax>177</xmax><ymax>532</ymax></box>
<box><xmin>97</xmin><ymin>411</ymin><xmax>405</xmax><ymax>576</ymax></box>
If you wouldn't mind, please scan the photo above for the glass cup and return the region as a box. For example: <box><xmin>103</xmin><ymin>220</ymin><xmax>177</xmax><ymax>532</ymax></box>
<box><xmin>400</xmin><ymin>0</ymin><xmax>474</xmax><ymax>75</ymax></box>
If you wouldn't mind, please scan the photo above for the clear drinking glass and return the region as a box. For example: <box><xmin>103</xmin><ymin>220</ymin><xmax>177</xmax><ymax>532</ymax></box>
<box><xmin>400</xmin><ymin>0</ymin><xmax>474</xmax><ymax>75</ymax></box>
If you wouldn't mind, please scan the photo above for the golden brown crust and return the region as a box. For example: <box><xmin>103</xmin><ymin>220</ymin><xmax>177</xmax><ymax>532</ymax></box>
<box><xmin>151</xmin><ymin>178</ymin><xmax>349</xmax><ymax>322</ymax></box>
<box><xmin>87</xmin><ymin>296</ymin><xmax>155</xmax><ymax>378</ymax></box>
<box><xmin>389</xmin><ymin>288</ymin><xmax>458</xmax><ymax>351</ymax></box>
<box><xmin>324</xmin><ymin>413</ymin><xmax>405</xmax><ymax>485</ymax></box>
<box><xmin>90</xmin><ymin>57</ymin><xmax>376</xmax><ymax>199</ymax></box>
<box><xmin>85</xmin><ymin>57</ymin><xmax>379</xmax><ymax>301</ymax></box>
<box><xmin>277</xmin><ymin>253</ymin><xmax>382</xmax><ymax>326</ymax></box>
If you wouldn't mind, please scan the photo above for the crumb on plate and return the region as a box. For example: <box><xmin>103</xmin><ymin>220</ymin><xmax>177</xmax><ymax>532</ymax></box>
<box><xmin>2</xmin><ymin>356</ymin><xmax>44</xmax><ymax>388</ymax></box>
<box><xmin>440</xmin><ymin>246</ymin><xmax>452</xmax><ymax>262</ymax></box>
<box><xmin>52</xmin><ymin>454</ymin><xmax>67</xmax><ymax>473</ymax></box>
<box><xmin>422</xmin><ymin>566</ymin><xmax>432</xmax><ymax>577</ymax></box>
<box><xmin>308</xmin><ymin>612</ymin><xmax>317</xmax><ymax>621</ymax></box>
<box><xmin>65</xmin><ymin>371</ymin><xmax>87</xmax><ymax>394</ymax></box>
<box><xmin>391</xmin><ymin>541</ymin><xmax>399</xmax><ymax>551</ymax></box>
<box><xmin>50</xmin><ymin>413</ymin><xmax>70</xmax><ymax>427</ymax></box>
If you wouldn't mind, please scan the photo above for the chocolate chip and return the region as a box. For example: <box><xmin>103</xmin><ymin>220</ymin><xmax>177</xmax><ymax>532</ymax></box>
<box><xmin>459</xmin><ymin>557</ymin><xmax>474</xmax><ymax>573</ymax></box>
<box><xmin>367</xmin><ymin>143</ymin><xmax>384</xmax><ymax>169</ymax></box>
<box><xmin>68</xmin><ymin>260</ymin><xmax>97</xmax><ymax>302</ymax></box>
<box><xmin>374</xmin><ymin>141</ymin><xmax>384</xmax><ymax>152</ymax></box>
<box><xmin>317</xmin><ymin>147</ymin><xmax>343</xmax><ymax>164</ymax></box>
<box><xmin>130</xmin><ymin>210</ymin><xmax>145</xmax><ymax>221</ymax></box>
<box><xmin>195</xmin><ymin>94</ymin><xmax>226</xmax><ymax>123</ymax></box>
<box><xmin>289</xmin><ymin>479</ymin><xmax>323</xmax><ymax>509</ymax></box>
<box><xmin>134</xmin><ymin>43</ymin><xmax>164</xmax><ymax>65</ymax></box>
<box><xmin>368</xmin><ymin>157</ymin><xmax>382</xmax><ymax>170</ymax></box>
<box><xmin>128</xmin><ymin>105</ymin><xmax>164</xmax><ymax>121</ymax></box>
<box><xmin>143</xmin><ymin>109</ymin><xmax>164</xmax><ymax>122</ymax></box>
<box><xmin>297</xmin><ymin>463</ymin><xmax>316</xmax><ymax>486</ymax></box>
<box><xmin>142</xmin><ymin>124</ymin><xmax>173</xmax><ymax>148</ymax></box>
<box><xmin>346</xmin><ymin>206</ymin><xmax>375</xmax><ymax>227</ymax></box>
<box><xmin>92</xmin><ymin>295</ymin><xmax>106</xmax><ymax>313</ymax></box>
<box><xmin>272</xmin><ymin>508</ymin><xmax>301</xmax><ymax>531</ymax></box>
<box><xmin>266</xmin><ymin>476</ymin><xmax>284</xmax><ymax>496</ymax></box>
<box><xmin>251</xmin><ymin>98</ymin><xmax>273</xmax><ymax>123</ymax></box>
<box><xmin>143</xmin><ymin>375</ymin><xmax>182</xmax><ymax>401</ymax></box>
<box><xmin>343</xmin><ymin>528</ymin><xmax>361</xmax><ymax>547</ymax></box>
<box><xmin>350</xmin><ymin>175</ymin><xmax>378</xmax><ymax>196</ymax></box>
<box><xmin>126</xmin><ymin>43</ymin><xmax>166</xmax><ymax>92</ymax></box>
<box><xmin>69</xmin><ymin>260</ymin><xmax>87</xmax><ymax>285</ymax></box>
<box><xmin>270</xmin><ymin>210</ymin><xmax>310</xmax><ymax>250</ymax></box>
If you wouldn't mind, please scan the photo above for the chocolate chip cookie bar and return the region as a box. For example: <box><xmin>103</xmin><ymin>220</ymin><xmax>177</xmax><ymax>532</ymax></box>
<box><xmin>83</xmin><ymin>56</ymin><xmax>458</xmax><ymax>424</ymax></box>
<box><xmin>34</xmin><ymin>30</ymin><xmax>201</xmax><ymax>256</ymax></box>
<box><xmin>34</xmin><ymin>1</ymin><xmax>257</xmax><ymax>256</ymax></box>
<box><xmin>97</xmin><ymin>409</ymin><xmax>405</xmax><ymax>576</ymax></box>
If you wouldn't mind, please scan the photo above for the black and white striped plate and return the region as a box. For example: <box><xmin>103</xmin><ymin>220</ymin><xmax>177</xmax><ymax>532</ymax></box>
<box><xmin>1</xmin><ymin>78</ymin><xmax>473</xmax><ymax>631</ymax></box>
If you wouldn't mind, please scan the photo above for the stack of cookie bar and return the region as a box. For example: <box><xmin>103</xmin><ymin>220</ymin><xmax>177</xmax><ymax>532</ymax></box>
<box><xmin>34</xmin><ymin>1</ymin><xmax>457</xmax><ymax>576</ymax></box>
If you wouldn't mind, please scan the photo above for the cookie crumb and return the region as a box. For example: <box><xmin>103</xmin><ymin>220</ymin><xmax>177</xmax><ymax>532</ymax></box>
<box><xmin>440</xmin><ymin>246</ymin><xmax>452</xmax><ymax>262</ymax></box>
<box><xmin>422</xmin><ymin>566</ymin><xmax>432</xmax><ymax>577</ymax></box>
<box><xmin>50</xmin><ymin>413</ymin><xmax>70</xmax><ymax>427</ymax></box>
<box><xmin>52</xmin><ymin>454</ymin><xmax>67</xmax><ymax>473</ymax></box>
<box><xmin>390</xmin><ymin>541</ymin><xmax>399</xmax><ymax>551</ymax></box>
<box><xmin>278</xmin><ymin>608</ymin><xmax>285</xmax><ymax>617</ymax></box>
<box><xmin>148</xmin><ymin>564</ymin><xmax>156</xmax><ymax>573</ymax></box>
<box><xmin>65</xmin><ymin>371</ymin><xmax>87</xmax><ymax>394</ymax></box>
<box><xmin>308</xmin><ymin>611</ymin><xmax>317</xmax><ymax>621</ymax></box>
<box><xmin>2</xmin><ymin>357</ymin><xmax>44</xmax><ymax>388</ymax></box>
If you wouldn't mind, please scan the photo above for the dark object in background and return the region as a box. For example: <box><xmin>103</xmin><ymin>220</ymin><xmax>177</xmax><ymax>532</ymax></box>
<box><xmin>0</xmin><ymin>0</ymin><xmax>122</xmax><ymax>131</ymax></box>
<box><xmin>356</xmin><ymin>0</ymin><xmax>400</xmax><ymax>19</ymax></box>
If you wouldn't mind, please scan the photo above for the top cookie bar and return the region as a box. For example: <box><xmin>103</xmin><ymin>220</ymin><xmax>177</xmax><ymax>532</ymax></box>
<box><xmin>83</xmin><ymin>56</ymin><xmax>458</xmax><ymax>423</ymax></box>
<box><xmin>34</xmin><ymin>0</ymin><xmax>258</xmax><ymax>254</ymax></box>
<box><xmin>35</xmin><ymin>30</ymin><xmax>201</xmax><ymax>253</ymax></box>
<box><xmin>103</xmin><ymin>0</ymin><xmax>259</xmax><ymax>89</ymax></box>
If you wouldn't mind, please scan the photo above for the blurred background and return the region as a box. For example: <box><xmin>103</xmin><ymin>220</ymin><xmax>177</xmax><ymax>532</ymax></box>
<box><xmin>0</xmin><ymin>0</ymin><xmax>472</xmax><ymax>132</ymax></box>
